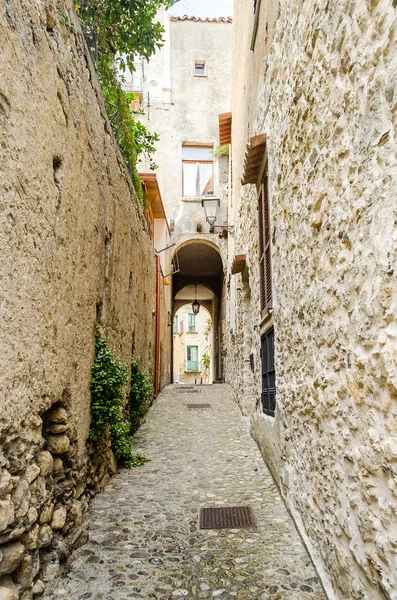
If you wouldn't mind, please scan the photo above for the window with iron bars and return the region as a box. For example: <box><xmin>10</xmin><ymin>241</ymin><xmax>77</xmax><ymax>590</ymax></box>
<box><xmin>261</xmin><ymin>328</ymin><xmax>276</xmax><ymax>416</ymax></box>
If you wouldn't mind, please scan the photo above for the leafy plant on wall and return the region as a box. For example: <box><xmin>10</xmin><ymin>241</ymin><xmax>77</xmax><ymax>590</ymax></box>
<box><xmin>129</xmin><ymin>359</ymin><xmax>153</xmax><ymax>434</ymax></box>
<box><xmin>74</xmin><ymin>0</ymin><xmax>172</xmax><ymax>206</ymax></box>
<box><xmin>90</xmin><ymin>327</ymin><xmax>147</xmax><ymax>468</ymax></box>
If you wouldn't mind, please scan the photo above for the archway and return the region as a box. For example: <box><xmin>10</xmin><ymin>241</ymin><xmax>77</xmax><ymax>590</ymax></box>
<box><xmin>173</xmin><ymin>299</ymin><xmax>212</xmax><ymax>384</ymax></box>
<box><xmin>171</xmin><ymin>240</ymin><xmax>224</xmax><ymax>383</ymax></box>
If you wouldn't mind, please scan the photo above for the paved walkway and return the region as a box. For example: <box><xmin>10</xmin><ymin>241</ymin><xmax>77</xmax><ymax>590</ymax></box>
<box><xmin>44</xmin><ymin>384</ymin><xmax>327</xmax><ymax>600</ymax></box>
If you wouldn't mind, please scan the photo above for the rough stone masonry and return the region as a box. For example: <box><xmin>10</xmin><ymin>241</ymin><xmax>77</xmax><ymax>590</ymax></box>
<box><xmin>0</xmin><ymin>1</ymin><xmax>159</xmax><ymax>597</ymax></box>
<box><xmin>226</xmin><ymin>0</ymin><xmax>397</xmax><ymax>599</ymax></box>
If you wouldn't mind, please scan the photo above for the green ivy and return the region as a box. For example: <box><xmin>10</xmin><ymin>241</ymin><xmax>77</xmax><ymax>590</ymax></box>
<box><xmin>74</xmin><ymin>0</ymin><xmax>171</xmax><ymax>208</ymax></box>
<box><xmin>129</xmin><ymin>359</ymin><xmax>153</xmax><ymax>434</ymax></box>
<box><xmin>90</xmin><ymin>328</ymin><xmax>147</xmax><ymax>468</ymax></box>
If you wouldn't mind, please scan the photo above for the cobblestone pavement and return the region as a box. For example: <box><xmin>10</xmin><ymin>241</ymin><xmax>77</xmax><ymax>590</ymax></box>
<box><xmin>44</xmin><ymin>384</ymin><xmax>327</xmax><ymax>600</ymax></box>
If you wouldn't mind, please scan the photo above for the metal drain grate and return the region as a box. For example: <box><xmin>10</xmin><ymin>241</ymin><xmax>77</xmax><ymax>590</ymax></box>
<box><xmin>187</xmin><ymin>403</ymin><xmax>211</xmax><ymax>409</ymax></box>
<box><xmin>200</xmin><ymin>506</ymin><xmax>256</xmax><ymax>529</ymax></box>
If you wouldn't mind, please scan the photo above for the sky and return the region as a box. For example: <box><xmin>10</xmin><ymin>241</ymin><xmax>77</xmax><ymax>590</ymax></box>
<box><xmin>170</xmin><ymin>0</ymin><xmax>233</xmax><ymax>18</ymax></box>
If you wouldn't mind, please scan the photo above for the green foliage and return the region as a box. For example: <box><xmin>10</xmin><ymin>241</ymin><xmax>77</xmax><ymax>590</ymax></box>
<box><xmin>202</xmin><ymin>351</ymin><xmax>210</xmax><ymax>377</ymax></box>
<box><xmin>75</xmin><ymin>0</ymin><xmax>172</xmax><ymax>206</ymax></box>
<box><xmin>90</xmin><ymin>328</ymin><xmax>148</xmax><ymax>468</ymax></box>
<box><xmin>129</xmin><ymin>359</ymin><xmax>153</xmax><ymax>434</ymax></box>
<box><xmin>214</xmin><ymin>143</ymin><xmax>230</xmax><ymax>157</ymax></box>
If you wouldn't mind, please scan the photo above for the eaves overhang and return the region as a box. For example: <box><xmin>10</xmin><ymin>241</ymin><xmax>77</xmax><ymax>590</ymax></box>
<box><xmin>241</xmin><ymin>134</ymin><xmax>266</xmax><ymax>185</ymax></box>
<box><xmin>231</xmin><ymin>254</ymin><xmax>246</xmax><ymax>275</ymax></box>
<box><xmin>140</xmin><ymin>173</ymin><xmax>170</xmax><ymax>232</ymax></box>
<box><xmin>218</xmin><ymin>112</ymin><xmax>232</xmax><ymax>146</ymax></box>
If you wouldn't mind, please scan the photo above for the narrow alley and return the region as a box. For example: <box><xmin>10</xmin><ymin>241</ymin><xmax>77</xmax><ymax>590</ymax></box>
<box><xmin>44</xmin><ymin>385</ymin><xmax>325</xmax><ymax>600</ymax></box>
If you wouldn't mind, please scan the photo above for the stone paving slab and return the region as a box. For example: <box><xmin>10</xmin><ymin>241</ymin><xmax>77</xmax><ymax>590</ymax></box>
<box><xmin>44</xmin><ymin>384</ymin><xmax>327</xmax><ymax>600</ymax></box>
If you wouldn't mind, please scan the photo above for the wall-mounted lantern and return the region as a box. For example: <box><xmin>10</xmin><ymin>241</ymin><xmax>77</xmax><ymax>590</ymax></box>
<box><xmin>201</xmin><ymin>191</ymin><xmax>235</xmax><ymax>235</ymax></box>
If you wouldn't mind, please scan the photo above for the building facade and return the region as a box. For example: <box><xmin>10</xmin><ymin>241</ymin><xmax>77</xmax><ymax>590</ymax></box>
<box><xmin>134</xmin><ymin>11</ymin><xmax>232</xmax><ymax>382</ymax></box>
<box><xmin>224</xmin><ymin>1</ymin><xmax>397</xmax><ymax>599</ymax></box>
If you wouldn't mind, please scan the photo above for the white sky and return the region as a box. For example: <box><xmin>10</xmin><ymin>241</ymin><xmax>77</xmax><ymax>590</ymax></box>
<box><xmin>170</xmin><ymin>0</ymin><xmax>233</xmax><ymax>18</ymax></box>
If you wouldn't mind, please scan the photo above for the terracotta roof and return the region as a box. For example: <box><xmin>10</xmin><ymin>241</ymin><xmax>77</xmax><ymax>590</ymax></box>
<box><xmin>140</xmin><ymin>173</ymin><xmax>170</xmax><ymax>231</ymax></box>
<box><xmin>219</xmin><ymin>112</ymin><xmax>232</xmax><ymax>146</ymax></box>
<box><xmin>170</xmin><ymin>15</ymin><xmax>232</xmax><ymax>23</ymax></box>
<box><xmin>231</xmin><ymin>254</ymin><xmax>246</xmax><ymax>275</ymax></box>
<box><xmin>241</xmin><ymin>134</ymin><xmax>266</xmax><ymax>185</ymax></box>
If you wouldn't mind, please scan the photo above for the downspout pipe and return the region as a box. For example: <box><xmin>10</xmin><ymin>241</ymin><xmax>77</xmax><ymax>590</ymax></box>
<box><xmin>154</xmin><ymin>253</ymin><xmax>161</xmax><ymax>396</ymax></box>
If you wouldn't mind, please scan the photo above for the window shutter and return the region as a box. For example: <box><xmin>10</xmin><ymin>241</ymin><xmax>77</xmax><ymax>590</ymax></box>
<box><xmin>257</xmin><ymin>162</ymin><xmax>272</xmax><ymax>317</ymax></box>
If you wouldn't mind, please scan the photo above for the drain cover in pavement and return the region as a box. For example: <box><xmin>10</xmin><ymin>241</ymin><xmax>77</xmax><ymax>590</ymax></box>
<box><xmin>200</xmin><ymin>506</ymin><xmax>256</xmax><ymax>529</ymax></box>
<box><xmin>187</xmin><ymin>403</ymin><xmax>211</xmax><ymax>409</ymax></box>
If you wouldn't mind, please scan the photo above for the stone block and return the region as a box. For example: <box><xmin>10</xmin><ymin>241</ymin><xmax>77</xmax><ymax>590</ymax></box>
<box><xmin>0</xmin><ymin>588</ymin><xmax>17</xmax><ymax>600</ymax></box>
<box><xmin>0</xmin><ymin>575</ymin><xmax>18</xmax><ymax>600</ymax></box>
<box><xmin>32</xmin><ymin>579</ymin><xmax>44</xmax><ymax>596</ymax></box>
<box><xmin>47</xmin><ymin>424</ymin><xmax>67</xmax><ymax>434</ymax></box>
<box><xmin>25</xmin><ymin>464</ymin><xmax>41</xmax><ymax>484</ymax></box>
<box><xmin>38</xmin><ymin>525</ymin><xmax>53</xmax><ymax>548</ymax></box>
<box><xmin>47</xmin><ymin>408</ymin><xmax>68</xmax><ymax>424</ymax></box>
<box><xmin>46</xmin><ymin>435</ymin><xmax>70</xmax><ymax>455</ymax></box>
<box><xmin>0</xmin><ymin>527</ymin><xmax>25</xmax><ymax>545</ymax></box>
<box><xmin>0</xmin><ymin>542</ymin><xmax>24</xmax><ymax>575</ymax></box>
<box><xmin>12</xmin><ymin>481</ymin><xmax>30</xmax><ymax>519</ymax></box>
<box><xmin>27</xmin><ymin>507</ymin><xmax>38</xmax><ymax>526</ymax></box>
<box><xmin>35</xmin><ymin>452</ymin><xmax>53</xmax><ymax>478</ymax></box>
<box><xmin>51</xmin><ymin>506</ymin><xmax>67</xmax><ymax>530</ymax></box>
<box><xmin>0</xmin><ymin>502</ymin><xmax>14</xmax><ymax>533</ymax></box>
<box><xmin>39</xmin><ymin>504</ymin><xmax>54</xmax><ymax>525</ymax></box>
<box><xmin>52</xmin><ymin>459</ymin><xmax>63</xmax><ymax>476</ymax></box>
<box><xmin>0</xmin><ymin>473</ymin><xmax>13</xmax><ymax>498</ymax></box>
<box><xmin>16</xmin><ymin>553</ymin><xmax>37</xmax><ymax>588</ymax></box>
<box><xmin>68</xmin><ymin>500</ymin><xmax>83</xmax><ymax>526</ymax></box>
<box><xmin>23</xmin><ymin>524</ymin><xmax>40</xmax><ymax>550</ymax></box>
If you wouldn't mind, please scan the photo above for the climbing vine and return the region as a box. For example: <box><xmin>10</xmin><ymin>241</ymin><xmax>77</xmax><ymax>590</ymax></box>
<box><xmin>129</xmin><ymin>359</ymin><xmax>153</xmax><ymax>434</ymax></box>
<box><xmin>90</xmin><ymin>328</ymin><xmax>147</xmax><ymax>468</ymax></box>
<box><xmin>74</xmin><ymin>0</ymin><xmax>172</xmax><ymax>206</ymax></box>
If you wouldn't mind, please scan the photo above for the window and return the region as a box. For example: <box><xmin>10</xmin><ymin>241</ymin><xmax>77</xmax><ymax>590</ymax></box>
<box><xmin>261</xmin><ymin>328</ymin><xmax>276</xmax><ymax>416</ymax></box>
<box><xmin>257</xmin><ymin>160</ymin><xmax>272</xmax><ymax>317</ymax></box>
<box><xmin>186</xmin><ymin>346</ymin><xmax>199</xmax><ymax>372</ymax></box>
<box><xmin>188</xmin><ymin>313</ymin><xmax>196</xmax><ymax>332</ymax></box>
<box><xmin>173</xmin><ymin>315</ymin><xmax>179</xmax><ymax>333</ymax></box>
<box><xmin>182</xmin><ymin>145</ymin><xmax>213</xmax><ymax>198</ymax></box>
<box><xmin>194</xmin><ymin>61</ymin><xmax>206</xmax><ymax>76</ymax></box>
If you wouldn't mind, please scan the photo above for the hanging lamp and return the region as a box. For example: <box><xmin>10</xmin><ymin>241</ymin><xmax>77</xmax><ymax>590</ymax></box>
<box><xmin>192</xmin><ymin>284</ymin><xmax>200</xmax><ymax>315</ymax></box>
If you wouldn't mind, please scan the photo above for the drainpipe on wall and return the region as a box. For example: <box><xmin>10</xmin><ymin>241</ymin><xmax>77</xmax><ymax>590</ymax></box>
<box><xmin>154</xmin><ymin>253</ymin><xmax>161</xmax><ymax>396</ymax></box>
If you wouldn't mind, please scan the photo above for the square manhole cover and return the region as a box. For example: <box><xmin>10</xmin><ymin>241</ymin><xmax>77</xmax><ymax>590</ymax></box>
<box><xmin>187</xmin><ymin>403</ymin><xmax>211</xmax><ymax>409</ymax></box>
<box><xmin>200</xmin><ymin>506</ymin><xmax>256</xmax><ymax>529</ymax></box>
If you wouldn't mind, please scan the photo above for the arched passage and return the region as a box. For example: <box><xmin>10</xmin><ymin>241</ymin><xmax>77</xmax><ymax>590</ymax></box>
<box><xmin>171</xmin><ymin>240</ymin><xmax>224</xmax><ymax>383</ymax></box>
<box><xmin>173</xmin><ymin>302</ymin><xmax>212</xmax><ymax>384</ymax></box>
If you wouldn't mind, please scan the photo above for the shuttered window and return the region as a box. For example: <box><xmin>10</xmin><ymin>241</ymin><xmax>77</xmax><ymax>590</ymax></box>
<box><xmin>257</xmin><ymin>161</ymin><xmax>272</xmax><ymax>318</ymax></box>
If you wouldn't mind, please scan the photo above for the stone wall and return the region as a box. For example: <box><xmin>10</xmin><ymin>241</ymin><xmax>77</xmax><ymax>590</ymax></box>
<box><xmin>227</xmin><ymin>0</ymin><xmax>397</xmax><ymax>599</ymax></box>
<box><xmin>0</xmin><ymin>1</ymin><xmax>160</xmax><ymax>596</ymax></box>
